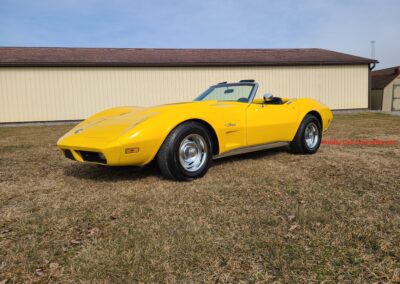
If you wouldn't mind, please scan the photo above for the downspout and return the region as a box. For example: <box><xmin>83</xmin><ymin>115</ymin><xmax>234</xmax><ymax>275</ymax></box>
<box><xmin>369</xmin><ymin>63</ymin><xmax>376</xmax><ymax>71</ymax></box>
<box><xmin>368</xmin><ymin>63</ymin><xmax>376</xmax><ymax>110</ymax></box>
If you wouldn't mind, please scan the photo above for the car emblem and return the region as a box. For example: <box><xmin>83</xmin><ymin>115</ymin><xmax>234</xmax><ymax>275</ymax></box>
<box><xmin>225</xmin><ymin>122</ymin><xmax>236</xmax><ymax>127</ymax></box>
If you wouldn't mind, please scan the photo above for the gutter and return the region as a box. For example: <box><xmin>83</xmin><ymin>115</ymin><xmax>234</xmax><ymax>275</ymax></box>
<box><xmin>369</xmin><ymin>63</ymin><xmax>376</xmax><ymax>71</ymax></box>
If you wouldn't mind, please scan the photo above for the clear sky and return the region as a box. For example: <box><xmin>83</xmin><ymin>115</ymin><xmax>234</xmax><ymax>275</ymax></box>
<box><xmin>0</xmin><ymin>0</ymin><xmax>397</xmax><ymax>69</ymax></box>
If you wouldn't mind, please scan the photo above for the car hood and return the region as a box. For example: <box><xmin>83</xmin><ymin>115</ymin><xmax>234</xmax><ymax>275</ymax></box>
<box><xmin>67</xmin><ymin>101</ymin><xmax>211</xmax><ymax>140</ymax></box>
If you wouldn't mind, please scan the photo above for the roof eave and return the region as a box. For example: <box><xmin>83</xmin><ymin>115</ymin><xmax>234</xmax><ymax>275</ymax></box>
<box><xmin>0</xmin><ymin>61</ymin><xmax>377</xmax><ymax>68</ymax></box>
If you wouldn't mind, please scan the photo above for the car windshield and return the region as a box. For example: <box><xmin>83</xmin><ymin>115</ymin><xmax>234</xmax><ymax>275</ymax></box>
<box><xmin>194</xmin><ymin>84</ymin><xmax>254</xmax><ymax>103</ymax></box>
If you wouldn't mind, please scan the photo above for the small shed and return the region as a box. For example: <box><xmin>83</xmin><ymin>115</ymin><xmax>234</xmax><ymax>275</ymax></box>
<box><xmin>371</xmin><ymin>66</ymin><xmax>400</xmax><ymax>111</ymax></box>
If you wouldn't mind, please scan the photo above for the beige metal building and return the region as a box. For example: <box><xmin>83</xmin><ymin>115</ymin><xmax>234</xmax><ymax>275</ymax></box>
<box><xmin>0</xmin><ymin>47</ymin><xmax>376</xmax><ymax>123</ymax></box>
<box><xmin>371</xmin><ymin>66</ymin><xmax>400</xmax><ymax>111</ymax></box>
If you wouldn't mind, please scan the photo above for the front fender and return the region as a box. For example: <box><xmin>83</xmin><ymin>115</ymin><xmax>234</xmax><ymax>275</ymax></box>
<box><xmin>116</xmin><ymin>112</ymin><xmax>219</xmax><ymax>166</ymax></box>
<box><xmin>291</xmin><ymin>99</ymin><xmax>333</xmax><ymax>136</ymax></box>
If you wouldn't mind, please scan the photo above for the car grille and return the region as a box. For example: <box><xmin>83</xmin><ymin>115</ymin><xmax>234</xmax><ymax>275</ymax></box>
<box><xmin>78</xmin><ymin>151</ymin><xmax>107</xmax><ymax>164</ymax></box>
<box><xmin>64</xmin><ymin>149</ymin><xmax>75</xmax><ymax>160</ymax></box>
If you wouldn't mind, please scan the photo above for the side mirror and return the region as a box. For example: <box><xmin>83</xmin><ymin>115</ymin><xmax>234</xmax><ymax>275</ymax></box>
<box><xmin>261</xmin><ymin>93</ymin><xmax>273</xmax><ymax>108</ymax></box>
<box><xmin>263</xmin><ymin>93</ymin><xmax>273</xmax><ymax>101</ymax></box>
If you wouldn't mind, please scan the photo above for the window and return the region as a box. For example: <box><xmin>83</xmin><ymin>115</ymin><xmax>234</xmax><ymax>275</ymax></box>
<box><xmin>194</xmin><ymin>84</ymin><xmax>254</xmax><ymax>103</ymax></box>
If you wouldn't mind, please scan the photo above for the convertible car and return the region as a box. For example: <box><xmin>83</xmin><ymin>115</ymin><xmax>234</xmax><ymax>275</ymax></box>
<box><xmin>57</xmin><ymin>80</ymin><xmax>333</xmax><ymax>180</ymax></box>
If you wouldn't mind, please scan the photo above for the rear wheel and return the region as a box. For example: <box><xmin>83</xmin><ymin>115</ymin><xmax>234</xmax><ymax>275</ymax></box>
<box><xmin>290</xmin><ymin>114</ymin><xmax>322</xmax><ymax>154</ymax></box>
<box><xmin>157</xmin><ymin>121</ymin><xmax>212</xmax><ymax>181</ymax></box>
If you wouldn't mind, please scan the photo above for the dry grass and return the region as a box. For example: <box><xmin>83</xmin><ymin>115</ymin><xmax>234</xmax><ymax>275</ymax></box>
<box><xmin>0</xmin><ymin>113</ymin><xmax>399</xmax><ymax>283</ymax></box>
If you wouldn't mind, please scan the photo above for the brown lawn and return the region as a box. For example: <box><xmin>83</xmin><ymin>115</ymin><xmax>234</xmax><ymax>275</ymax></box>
<box><xmin>0</xmin><ymin>113</ymin><xmax>399</xmax><ymax>283</ymax></box>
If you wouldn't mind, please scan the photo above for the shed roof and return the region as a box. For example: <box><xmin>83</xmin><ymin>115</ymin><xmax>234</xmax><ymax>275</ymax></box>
<box><xmin>0</xmin><ymin>47</ymin><xmax>377</xmax><ymax>67</ymax></box>
<box><xmin>371</xmin><ymin>66</ymin><xmax>400</xmax><ymax>89</ymax></box>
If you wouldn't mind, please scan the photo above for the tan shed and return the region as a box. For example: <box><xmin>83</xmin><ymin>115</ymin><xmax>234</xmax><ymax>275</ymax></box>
<box><xmin>0</xmin><ymin>47</ymin><xmax>377</xmax><ymax>123</ymax></box>
<box><xmin>371</xmin><ymin>66</ymin><xmax>400</xmax><ymax>112</ymax></box>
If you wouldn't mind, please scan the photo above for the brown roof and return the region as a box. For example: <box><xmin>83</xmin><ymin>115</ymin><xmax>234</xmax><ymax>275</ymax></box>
<box><xmin>371</xmin><ymin>66</ymin><xmax>400</xmax><ymax>89</ymax></box>
<box><xmin>0</xmin><ymin>47</ymin><xmax>377</xmax><ymax>67</ymax></box>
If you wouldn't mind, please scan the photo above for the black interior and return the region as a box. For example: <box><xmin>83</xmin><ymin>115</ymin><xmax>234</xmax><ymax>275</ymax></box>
<box><xmin>263</xmin><ymin>97</ymin><xmax>283</xmax><ymax>105</ymax></box>
<box><xmin>237</xmin><ymin>97</ymin><xmax>249</xmax><ymax>103</ymax></box>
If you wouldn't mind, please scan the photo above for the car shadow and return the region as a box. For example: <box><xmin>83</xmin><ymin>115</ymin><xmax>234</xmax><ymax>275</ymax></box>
<box><xmin>63</xmin><ymin>161</ymin><xmax>161</xmax><ymax>182</ymax></box>
<box><xmin>63</xmin><ymin>147</ymin><xmax>289</xmax><ymax>181</ymax></box>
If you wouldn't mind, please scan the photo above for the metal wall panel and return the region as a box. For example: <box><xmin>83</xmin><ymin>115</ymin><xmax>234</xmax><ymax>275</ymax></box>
<box><xmin>0</xmin><ymin>65</ymin><xmax>369</xmax><ymax>122</ymax></box>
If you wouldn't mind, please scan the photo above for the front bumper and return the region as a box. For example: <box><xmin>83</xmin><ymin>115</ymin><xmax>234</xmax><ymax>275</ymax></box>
<box><xmin>57</xmin><ymin>135</ymin><xmax>122</xmax><ymax>165</ymax></box>
<box><xmin>57</xmin><ymin>135</ymin><xmax>158</xmax><ymax>166</ymax></box>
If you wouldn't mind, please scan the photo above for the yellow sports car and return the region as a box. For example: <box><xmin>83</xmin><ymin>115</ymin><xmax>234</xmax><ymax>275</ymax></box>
<box><xmin>57</xmin><ymin>80</ymin><xmax>333</xmax><ymax>180</ymax></box>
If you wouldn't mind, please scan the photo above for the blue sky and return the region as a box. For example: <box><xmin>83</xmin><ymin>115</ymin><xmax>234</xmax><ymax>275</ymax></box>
<box><xmin>0</xmin><ymin>0</ymin><xmax>397</xmax><ymax>68</ymax></box>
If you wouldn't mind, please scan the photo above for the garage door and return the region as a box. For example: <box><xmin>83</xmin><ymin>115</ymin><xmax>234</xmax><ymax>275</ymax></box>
<box><xmin>393</xmin><ymin>85</ymin><xmax>400</xmax><ymax>111</ymax></box>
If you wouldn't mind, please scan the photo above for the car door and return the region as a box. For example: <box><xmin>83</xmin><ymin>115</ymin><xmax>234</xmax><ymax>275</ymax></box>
<box><xmin>246</xmin><ymin>102</ymin><xmax>298</xmax><ymax>146</ymax></box>
<box><xmin>211</xmin><ymin>102</ymin><xmax>248</xmax><ymax>152</ymax></box>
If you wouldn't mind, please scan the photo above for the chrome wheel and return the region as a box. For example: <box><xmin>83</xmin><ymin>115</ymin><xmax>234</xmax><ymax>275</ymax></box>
<box><xmin>178</xmin><ymin>134</ymin><xmax>208</xmax><ymax>172</ymax></box>
<box><xmin>305</xmin><ymin>122</ymin><xmax>319</xmax><ymax>149</ymax></box>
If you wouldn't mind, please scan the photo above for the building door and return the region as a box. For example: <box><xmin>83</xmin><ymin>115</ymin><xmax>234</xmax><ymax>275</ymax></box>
<box><xmin>392</xmin><ymin>85</ymin><xmax>400</xmax><ymax>111</ymax></box>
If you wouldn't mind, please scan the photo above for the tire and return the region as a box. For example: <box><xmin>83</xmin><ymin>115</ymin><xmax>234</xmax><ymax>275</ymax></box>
<box><xmin>157</xmin><ymin>121</ymin><xmax>212</xmax><ymax>181</ymax></box>
<box><xmin>290</xmin><ymin>114</ymin><xmax>322</xmax><ymax>154</ymax></box>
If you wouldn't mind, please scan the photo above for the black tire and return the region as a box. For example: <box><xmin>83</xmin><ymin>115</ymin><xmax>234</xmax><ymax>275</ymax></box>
<box><xmin>290</xmin><ymin>114</ymin><xmax>322</xmax><ymax>154</ymax></box>
<box><xmin>157</xmin><ymin>121</ymin><xmax>212</xmax><ymax>181</ymax></box>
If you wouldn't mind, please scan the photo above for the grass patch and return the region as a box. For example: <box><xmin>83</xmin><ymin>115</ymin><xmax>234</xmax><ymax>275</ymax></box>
<box><xmin>0</xmin><ymin>113</ymin><xmax>399</xmax><ymax>282</ymax></box>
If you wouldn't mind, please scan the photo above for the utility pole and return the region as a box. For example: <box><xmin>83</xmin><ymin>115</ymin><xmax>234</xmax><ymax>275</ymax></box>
<box><xmin>370</xmin><ymin>40</ymin><xmax>375</xmax><ymax>59</ymax></box>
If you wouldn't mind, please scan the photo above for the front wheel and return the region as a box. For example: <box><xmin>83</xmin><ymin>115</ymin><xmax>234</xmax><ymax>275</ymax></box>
<box><xmin>157</xmin><ymin>121</ymin><xmax>212</xmax><ymax>181</ymax></box>
<box><xmin>290</xmin><ymin>114</ymin><xmax>322</xmax><ymax>154</ymax></box>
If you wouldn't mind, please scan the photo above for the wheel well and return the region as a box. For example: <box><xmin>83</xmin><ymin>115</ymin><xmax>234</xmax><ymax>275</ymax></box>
<box><xmin>307</xmin><ymin>111</ymin><xmax>323</xmax><ymax>129</ymax></box>
<box><xmin>182</xmin><ymin>119</ymin><xmax>220</xmax><ymax>155</ymax></box>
